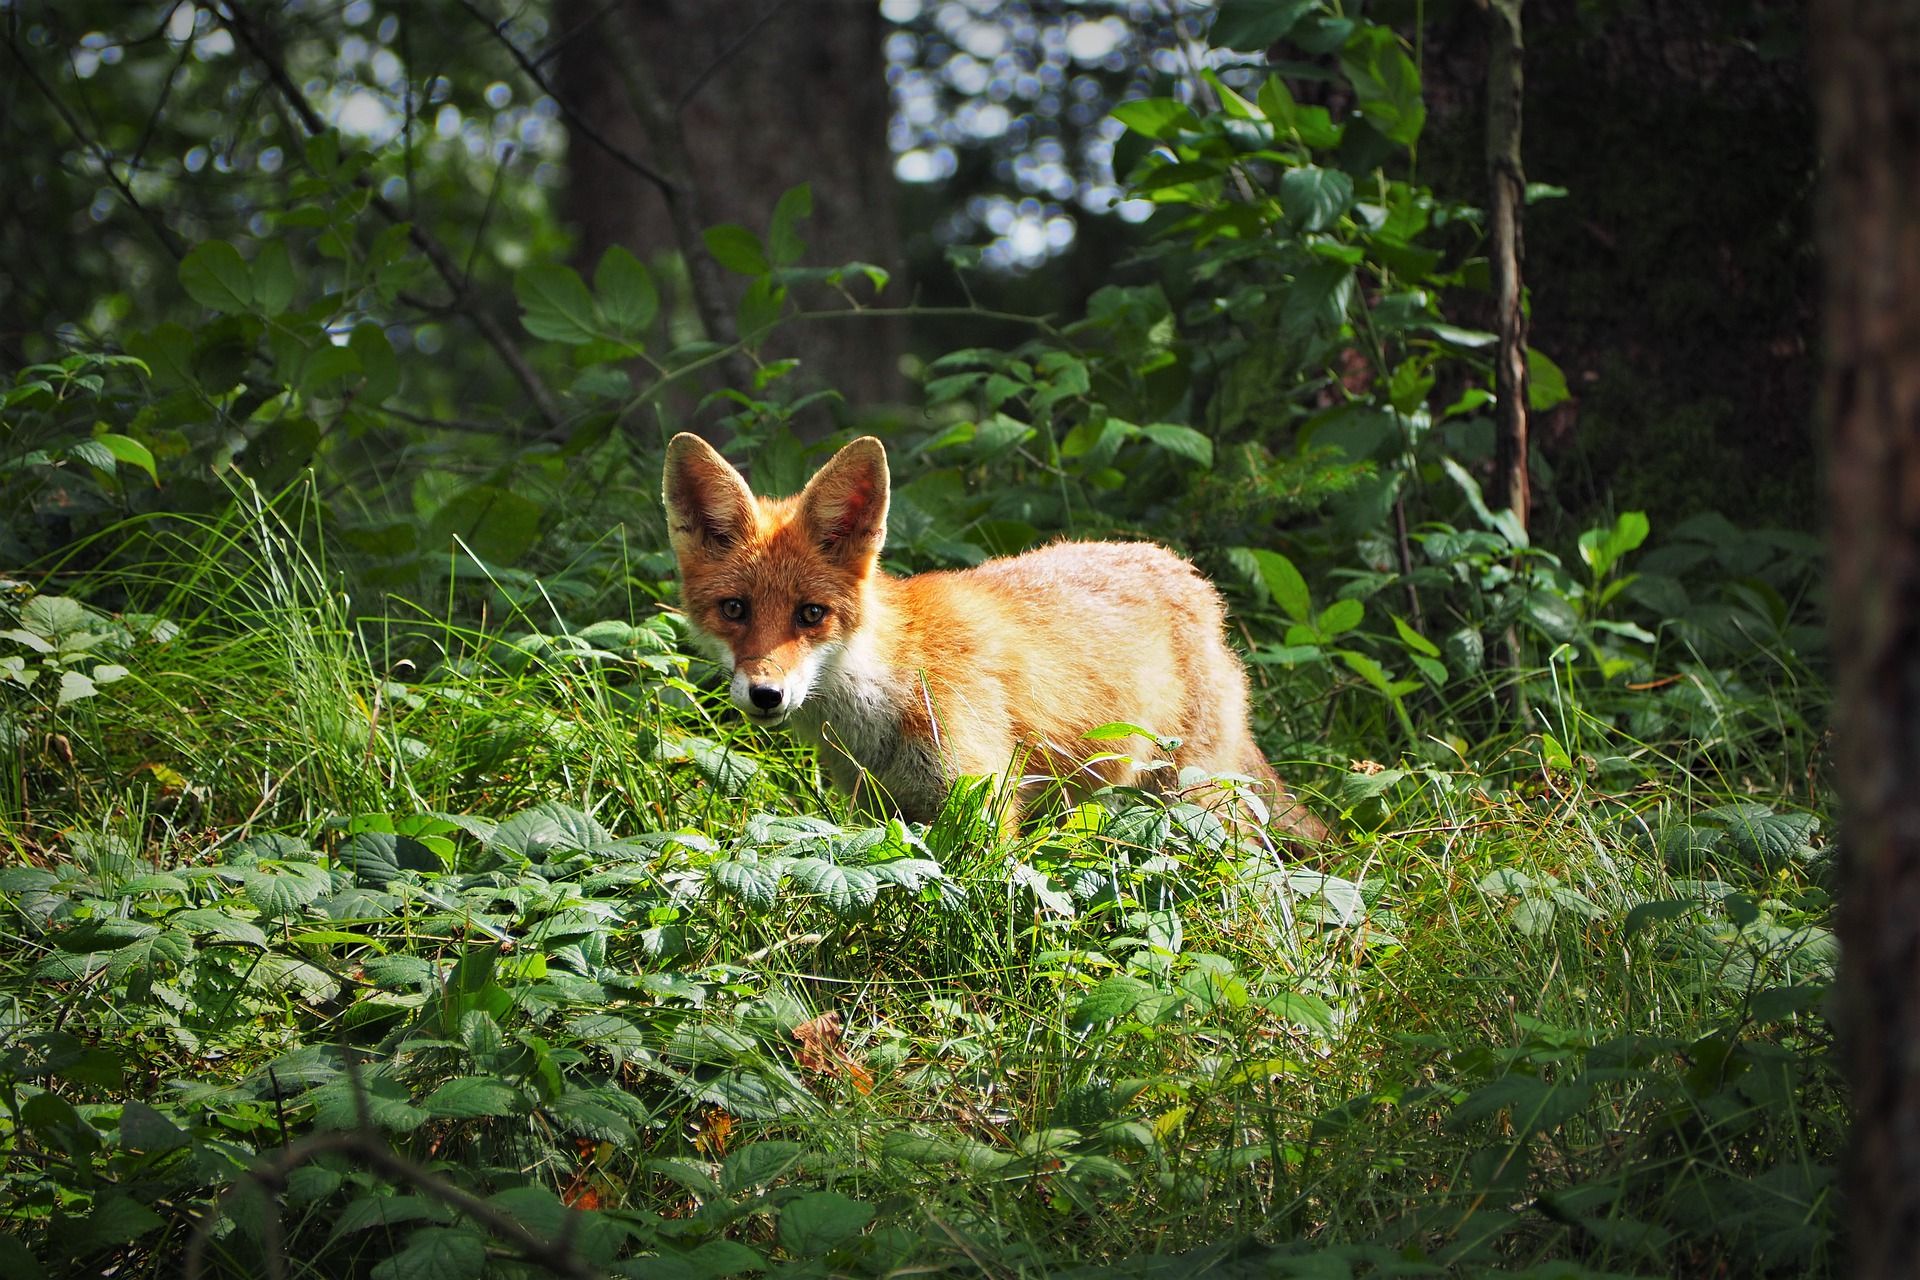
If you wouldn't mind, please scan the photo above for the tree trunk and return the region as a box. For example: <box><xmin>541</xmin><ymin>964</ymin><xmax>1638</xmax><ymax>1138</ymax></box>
<box><xmin>1815</xmin><ymin>2</ymin><xmax>1920</xmax><ymax>1273</ymax></box>
<box><xmin>1484</xmin><ymin>0</ymin><xmax>1529</xmax><ymax>532</ymax></box>
<box><xmin>555</xmin><ymin>0</ymin><xmax>904</xmax><ymax>427</ymax></box>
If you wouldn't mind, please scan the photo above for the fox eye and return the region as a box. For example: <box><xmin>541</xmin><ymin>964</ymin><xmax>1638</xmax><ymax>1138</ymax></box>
<box><xmin>718</xmin><ymin>598</ymin><xmax>747</xmax><ymax>621</ymax></box>
<box><xmin>797</xmin><ymin>603</ymin><xmax>828</xmax><ymax>626</ymax></box>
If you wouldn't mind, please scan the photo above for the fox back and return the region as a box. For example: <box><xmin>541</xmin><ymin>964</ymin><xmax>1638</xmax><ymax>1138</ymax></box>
<box><xmin>663</xmin><ymin>433</ymin><xmax>1324</xmax><ymax>841</ymax></box>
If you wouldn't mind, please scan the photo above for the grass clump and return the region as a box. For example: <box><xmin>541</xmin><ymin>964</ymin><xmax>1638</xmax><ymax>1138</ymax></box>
<box><xmin>0</xmin><ymin>498</ymin><xmax>1837</xmax><ymax>1279</ymax></box>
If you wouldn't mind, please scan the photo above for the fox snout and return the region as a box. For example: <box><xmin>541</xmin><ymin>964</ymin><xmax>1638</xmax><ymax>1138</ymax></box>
<box><xmin>728</xmin><ymin>655</ymin><xmax>816</xmax><ymax>723</ymax></box>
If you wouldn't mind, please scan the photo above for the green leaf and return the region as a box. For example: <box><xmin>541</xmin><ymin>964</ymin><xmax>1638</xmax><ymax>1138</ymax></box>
<box><xmin>787</xmin><ymin>858</ymin><xmax>882</xmax><ymax>916</ymax></box>
<box><xmin>1248</xmin><ymin>549</ymin><xmax>1312</xmax><ymax>623</ymax></box>
<box><xmin>1072</xmin><ymin>976</ymin><xmax>1157</xmax><ymax>1029</ymax></box>
<box><xmin>710</xmin><ymin>858</ymin><xmax>782</xmax><ymax>910</ymax></box>
<box><xmin>594</xmin><ymin>245</ymin><xmax>659</xmax><ymax>334</ymax></box>
<box><xmin>1527</xmin><ymin>347</ymin><xmax>1571</xmax><ymax>410</ymax></box>
<box><xmin>313</xmin><ymin>1074</ymin><xmax>427</xmax><ymax>1133</ymax></box>
<box><xmin>1317</xmin><ymin>598</ymin><xmax>1364</xmax><ymax>636</ymax></box>
<box><xmin>77</xmin><ymin>1194</ymin><xmax>165</xmax><ymax>1250</ymax></box>
<box><xmin>179</xmin><ymin>241</ymin><xmax>254</xmax><ymax>314</ymax></box>
<box><xmin>1390</xmin><ymin>614</ymin><xmax>1440</xmax><ymax>657</ymax></box>
<box><xmin>56</xmin><ymin>669</ymin><xmax>98</xmax><ymax>704</ymax></box>
<box><xmin>1282</xmin><ymin>261</ymin><xmax>1354</xmax><ymax>338</ymax></box>
<box><xmin>1212</xmin><ymin>0</ymin><xmax>1319</xmax><ymax>51</ymax></box>
<box><xmin>1339</xmin><ymin>26</ymin><xmax>1426</xmax><ymax>146</ymax></box>
<box><xmin>1579</xmin><ymin>510</ymin><xmax>1650</xmax><ymax>578</ymax></box>
<box><xmin>1139</xmin><ymin>423</ymin><xmax>1214</xmax><ymax>466</ymax></box>
<box><xmin>370</xmin><ymin>1227</ymin><xmax>487</xmax><ymax>1280</ymax></box>
<box><xmin>119</xmin><ymin>1099</ymin><xmax>190</xmax><ymax>1153</ymax></box>
<box><xmin>515</xmin><ymin>263</ymin><xmax>601</xmax><ymax>344</ymax></box>
<box><xmin>94</xmin><ymin>432</ymin><xmax>158</xmax><ymax>484</ymax></box>
<box><xmin>421</xmin><ymin>1076</ymin><xmax>521</xmax><ymax>1119</ymax></box>
<box><xmin>1111</xmin><ymin>97</ymin><xmax>1200</xmax><ymax>140</ymax></box>
<box><xmin>768</xmin><ymin>183</ymin><xmax>813</xmax><ymax>266</ymax></box>
<box><xmin>430</xmin><ymin>485</ymin><xmax>543</xmax><ymax>563</ymax></box>
<box><xmin>1279</xmin><ymin>165</ymin><xmax>1354</xmax><ymax>232</ymax></box>
<box><xmin>703</xmin><ymin>224</ymin><xmax>769</xmax><ymax>276</ymax></box>
<box><xmin>246</xmin><ymin>861</ymin><xmax>331</xmax><ymax>916</ymax></box>
<box><xmin>778</xmin><ymin>1190</ymin><xmax>876</xmax><ymax>1257</ymax></box>
<box><xmin>721</xmin><ymin>1140</ymin><xmax>807</xmax><ymax>1194</ymax></box>
<box><xmin>252</xmin><ymin>240</ymin><xmax>296</xmax><ymax>315</ymax></box>
<box><xmin>490</xmin><ymin>801</ymin><xmax>613</xmax><ymax>859</ymax></box>
<box><xmin>1704</xmin><ymin>802</ymin><xmax>1820</xmax><ymax>868</ymax></box>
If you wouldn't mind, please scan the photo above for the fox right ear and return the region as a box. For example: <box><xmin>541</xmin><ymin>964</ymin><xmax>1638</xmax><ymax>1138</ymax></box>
<box><xmin>663</xmin><ymin>433</ymin><xmax>757</xmax><ymax>558</ymax></box>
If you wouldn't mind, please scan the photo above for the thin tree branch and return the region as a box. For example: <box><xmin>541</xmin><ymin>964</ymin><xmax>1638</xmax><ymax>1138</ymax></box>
<box><xmin>673</xmin><ymin>0</ymin><xmax>793</xmax><ymax>115</ymax></box>
<box><xmin>5</xmin><ymin>32</ymin><xmax>185</xmax><ymax>261</ymax></box>
<box><xmin>216</xmin><ymin>3</ymin><xmax>565</xmax><ymax>433</ymax></box>
<box><xmin>455</xmin><ymin>0</ymin><xmax>676</xmax><ymax>195</ymax></box>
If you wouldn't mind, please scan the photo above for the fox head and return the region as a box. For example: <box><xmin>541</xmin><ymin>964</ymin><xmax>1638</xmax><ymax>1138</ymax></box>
<box><xmin>663</xmin><ymin>433</ymin><xmax>889</xmax><ymax>725</ymax></box>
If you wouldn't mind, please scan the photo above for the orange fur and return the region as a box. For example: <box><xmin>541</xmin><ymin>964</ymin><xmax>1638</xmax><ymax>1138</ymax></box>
<box><xmin>663</xmin><ymin>434</ymin><xmax>1326</xmax><ymax>842</ymax></box>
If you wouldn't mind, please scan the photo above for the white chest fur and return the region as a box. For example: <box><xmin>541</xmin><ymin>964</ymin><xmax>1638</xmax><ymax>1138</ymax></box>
<box><xmin>793</xmin><ymin>633</ymin><xmax>948</xmax><ymax>820</ymax></box>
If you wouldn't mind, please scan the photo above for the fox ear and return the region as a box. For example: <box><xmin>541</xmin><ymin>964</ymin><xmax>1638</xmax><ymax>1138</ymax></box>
<box><xmin>663</xmin><ymin>433</ymin><xmax>757</xmax><ymax>558</ymax></box>
<box><xmin>800</xmin><ymin>436</ymin><xmax>889</xmax><ymax>561</ymax></box>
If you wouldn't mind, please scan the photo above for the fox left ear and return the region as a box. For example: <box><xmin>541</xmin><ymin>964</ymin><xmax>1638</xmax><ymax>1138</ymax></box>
<box><xmin>800</xmin><ymin>436</ymin><xmax>889</xmax><ymax>561</ymax></box>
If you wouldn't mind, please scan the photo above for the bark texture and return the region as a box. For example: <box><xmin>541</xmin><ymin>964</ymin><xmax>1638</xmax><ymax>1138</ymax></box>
<box><xmin>1484</xmin><ymin>0</ymin><xmax>1529</xmax><ymax>531</ymax></box>
<box><xmin>1815</xmin><ymin>1</ymin><xmax>1920</xmax><ymax>1271</ymax></box>
<box><xmin>556</xmin><ymin>0</ymin><xmax>904</xmax><ymax>422</ymax></box>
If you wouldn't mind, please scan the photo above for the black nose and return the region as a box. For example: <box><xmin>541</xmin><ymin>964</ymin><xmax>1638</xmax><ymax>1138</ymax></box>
<box><xmin>749</xmin><ymin>684</ymin><xmax>784</xmax><ymax>710</ymax></box>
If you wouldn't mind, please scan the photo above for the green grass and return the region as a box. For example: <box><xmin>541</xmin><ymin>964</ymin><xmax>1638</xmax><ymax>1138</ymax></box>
<box><xmin>0</xmin><ymin>502</ymin><xmax>1838</xmax><ymax>1279</ymax></box>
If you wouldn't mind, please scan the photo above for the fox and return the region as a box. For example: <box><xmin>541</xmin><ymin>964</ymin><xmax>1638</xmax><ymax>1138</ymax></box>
<box><xmin>662</xmin><ymin>432</ymin><xmax>1327</xmax><ymax>843</ymax></box>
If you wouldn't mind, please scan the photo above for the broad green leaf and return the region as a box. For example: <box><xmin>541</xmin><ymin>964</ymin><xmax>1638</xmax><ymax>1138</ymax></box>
<box><xmin>710</xmin><ymin>858</ymin><xmax>782</xmax><ymax>909</ymax></box>
<box><xmin>1390</xmin><ymin>614</ymin><xmax>1440</xmax><ymax>656</ymax></box>
<box><xmin>768</xmin><ymin>183</ymin><xmax>813</xmax><ymax>266</ymax></box>
<box><xmin>57</xmin><ymin>669</ymin><xmax>98</xmax><ymax>704</ymax></box>
<box><xmin>246</xmin><ymin>861</ymin><xmax>331</xmax><ymax>916</ymax></box>
<box><xmin>1282</xmin><ymin>261</ymin><xmax>1354</xmax><ymax>338</ymax></box>
<box><xmin>94</xmin><ymin>433</ymin><xmax>157</xmax><ymax>484</ymax></box>
<box><xmin>1140</xmin><ymin>423</ymin><xmax>1214</xmax><ymax>466</ymax></box>
<box><xmin>1527</xmin><ymin>346</ymin><xmax>1571</xmax><ymax>410</ymax></box>
<box><xmin>703</xmin><ymin>224</ymin><xmax>769</xmax><ymax>276</ymax></box>
<box><xmin>252</xmin><ymin>240</ymin><xmax>296</xmax><ymax>315</ymax></box>
<box><xmin>118</xmin><ymin>1099</ymin><xmax>190</xmax><ymax>1153</ymax></box>
<box><xmin>77</xmin><ymin>1194</ymin><xmax>165</xmax><ymax>1250</ymax></box>
<box><xmin>429</xmin><ymin>485</ymin><xmax>542</xmax><ymax>563</ymax></box>
<box><xmin>1279</xmin><ymin>165</ymin><xmax>1354</xmax><ymax>232</ymax></box>
<box><xmin>594</xmin><ymin>245</ymin><xmax>659</xmax><ymax>334</ymax></box>
<box><xmin>489</xmin><ymin>801</ymin><xmax>612</xmax><ymax>858</ymax></box>
<box><xmin>1317</xmin><ymin>598</ymin><xmax>1364</xmax><ymax>636</ymax></box>
<box><xmin>1339</xmin><ymin>26</ymin><xmax>1426</xmax><ymax>146</ymax></box>
<box><xmin>787</xmin><ymin>858</ymin><xmax>882</xmax><ymax>916</ymax></box>
<box><xmin>179</xmin><ymin>241</ymin><xmax>254</xmax><ymax>314</ymax></box>
<box><xmin>1071</xmin><ymin>976</ymin><xmax>1156</xmax><ymax>1029</ymax></box>
<box><xmin>514</xmin><ymin>263</ymin><xmax>601</xmax><ymax>344</ymax></box>
<box><xmin>1111</xmin><ymin>97</ymin><xmax>1200</xmax><ymax>140</ymax></box>
<box><xmin>1212</xmin><ymin>0</ymin><xmax>1319</xmax><ymax>51</ymax></box>
<box><xmin>721</xmin><ymin>1140</ymin><xmax>808</xmax><ymax>1194</ymax></box>
<box><xmin>421</xmin><ymin>1076</ymin><xmax>520</xmax><ymax>1119</ymax></box>
<box><xmin>369</xmin><ymin>1227</ymin><xmax>486</xmax><ymax>1280</ymax></box>
<box><xmin>1247</xmin><ymin>548</ymin><xmax>1312</xmax><ymax>622</ymax></box>
<box><xmin>1704</xmin><ymin>802</ymin><xmax>1820</xmax><ymax>868</ymax></box>
<box><xmin>313</xmin><ymin>1074</ymin><xmax>426</xmax><ymax>1133</ymax></box>
<box><xmin>778</xmin><ymin>1190</ymin><xmax>876</xmax><ymax>1257</ymax></box>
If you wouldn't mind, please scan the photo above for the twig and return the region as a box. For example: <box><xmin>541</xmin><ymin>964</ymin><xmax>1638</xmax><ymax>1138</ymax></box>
<box><xmin>674</xmin><ymin>0</ymin><xmax>793</xmax><ymax>114</ymax></box>
<box><xmin>455</xmin><ymin>0</ymin><xmax>674</xmax><ymax>194</ymax></box>
<box><xmin>183</xmin><ymin>1127</ymin><xmax>600</xmax><ymax>1280</ymax></box>
<box><xmin>5</xmin><ymin>33</ymin><xmax>184</xmax><ymax>260</ymax></box>
<box><xmin>217</xmin><ymin>3</ymin><xmax>565</xmax><ymax>433</ymax></box>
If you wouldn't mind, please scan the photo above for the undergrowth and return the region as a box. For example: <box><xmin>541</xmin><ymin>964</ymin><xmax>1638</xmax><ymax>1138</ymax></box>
<box><xmin>0</xmin><ymin>493</ymin><xmax>1839</xmax><ymax>1280</ymax></box>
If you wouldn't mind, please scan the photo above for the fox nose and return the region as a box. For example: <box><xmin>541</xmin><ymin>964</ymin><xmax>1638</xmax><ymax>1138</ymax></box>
<box><xmin>748</xmin><ymin>684</ymin><xmax>785</xmax><ymax>711</ymax></box>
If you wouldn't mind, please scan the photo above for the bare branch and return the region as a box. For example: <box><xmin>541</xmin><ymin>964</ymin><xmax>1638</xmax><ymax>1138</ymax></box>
<box><xmin>5</xmin><ymin>32</ymin><xmax>185</xmax><ymax>261</ymax></box>
<box><xmin>674</xmin><ymin>0</ymin><xmax>794</xmax><ymax>115</ymax></box>
<box><xmin>455</xmin><ymin>0</ymin><xmax>676</xmax><ymax>195</ymax></box>
<box><xmin>216</xmin><ymin>3</ymin><xmax>565</xmax><ymax>434</ymax></box>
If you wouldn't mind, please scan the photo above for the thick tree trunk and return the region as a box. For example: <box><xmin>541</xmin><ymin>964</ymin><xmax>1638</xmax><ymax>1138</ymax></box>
<box><xmin>556</xmin><ymin>0</ymin><xmax>904</xmax><ymax>425</ymax></box>
<box><xmin>1815</xmin><ymin>2</ymin><xmax>1920</xmax><ymax>1273</ymax></box>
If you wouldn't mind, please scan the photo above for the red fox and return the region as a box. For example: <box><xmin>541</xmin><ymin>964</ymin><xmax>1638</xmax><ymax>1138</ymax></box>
<box><xmin>663</xmin><ymin>433</ymin><xmax>1326</xmax><ymax>842</ymax></box>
